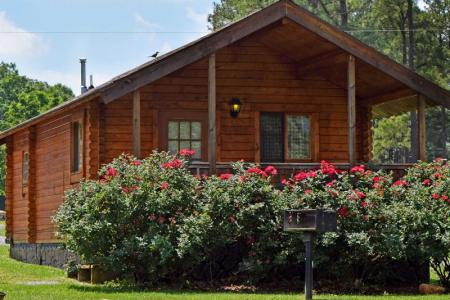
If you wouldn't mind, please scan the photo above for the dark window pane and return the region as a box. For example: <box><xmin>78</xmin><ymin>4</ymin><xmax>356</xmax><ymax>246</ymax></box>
<box><xmin>260</xmin><ymin>113</ymin><xmax>284</xmax><ymax>162</ymax></box>
<box><xmin>168</xmin><ymin>121</ymin><xmax>179</xmax><ymax>139</ymax></box>
<box><xmin>287</xmin><ymin>115</ymin><xmax>310</xmax><ymax>159</ymax></box>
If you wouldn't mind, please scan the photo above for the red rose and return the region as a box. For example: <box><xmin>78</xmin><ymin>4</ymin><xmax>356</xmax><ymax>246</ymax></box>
<box><xmin>132</xmin><ymin>160</ymin><xmax>141</xmax><ymax>166</ymax></box>
<box><xmin>373</xmin><ymin>176</ymin><xmax>380</xmax><ymax>183</ymax></box>
<box><xmin>305</xmin><ymin>189</ymin><xmax>312</xmax><ymax>194</ymax></box>
<box><xmin>162</xmin><ymin>159</ymin><xmax>183</xmax><ymax>169</ymax></box>
<box><xmin>326</xmin><ymin>180</ymin><xmax>336</xmax><ymax>187</ymax></box>
<box><xmin>422</xmin><ymin>179</ymin><xmax>431</xmax><ymax>186</ymax></box>
<box><xmin>351</xmin><ymin>165</ymin><xmax>365</xmax><ymax>174</ymax></box>
<box><xmin>294</xmin><ymin>171</ymin><xmax>317</xmax><ymax>182</ymax></box>
<box><xmin>357</xmin><ymin>191</ymin><xmax>366</xmax><ymax>200</ymax></box>
<box><xmin>281</xmin><ymin>179</ymin><xmax>291</xmax><ymax>186</ymax></box>
<box><xmin>321</xmin><ymin>160</ymin><xmax>337</xmax><ymax>176</ymax></box>
<box><xmin>361</xmin><ymin>201</ymin><xmax>368</xmax><ymax>208</ymax></box>
<box><xmin>433</xmin><ymin>173</ymin><xmax>443</xmax><ymax>179</ymax></box>
<box><xmin>219</xmin><ymin>173</ymin><xmax>233</xmax><ymax>180</ymax></box>
<box><xmin>160</xmin><ymin>182</ymin><xmax>170</xmax><ymax>190</ymax></box>
<box><xmin>441</xmin><ymin>195</ymin><xmax>449</xmax><ymax>202</ymax></box>
<box><xmin>393</xmin><ymin>180</ymin><xmax>408</xmax><ymax>187</ymax></box>
<box><xmin>247</xmin><ymin>167</ymin><xmax>268</xmax><ymax>177</ymax></box>
<box><xmin>337</xmin><ymin>206</ymin><xmax>349</xmax><ymax>218</ymax></box>
<box><xmin>179</xmin><ymin>149</ymin><xmax>196</xmax><ymax>157</ymax></box>
<box><xmin>106</xmin><ymin>167</ymin><xmax>118</xmax><ymax>178</ymax></box>
<box><xmin>432</xmin><ymin>193</ymin><xmax>440</xmax><ymax>199</ymax></box>
<box><xmin>264</xmin><ymin>165</ymin><xmax>278</xmax><ymax>176</ymax></box>
<box><xmin>158</xmin><ymin>215</ymin><xmax>166</xmax><ymax>224</ymax></box>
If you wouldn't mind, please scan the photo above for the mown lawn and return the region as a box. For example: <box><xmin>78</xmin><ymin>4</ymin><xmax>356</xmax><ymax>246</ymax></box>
<box><xmin>0</xmin><ymin>245</ymin><xmax>447</xmax><ymax>300</ymax></box>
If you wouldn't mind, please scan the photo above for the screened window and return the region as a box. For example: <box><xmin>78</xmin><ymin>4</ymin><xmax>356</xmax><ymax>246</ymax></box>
<box><xmin>260</xmin><ymin>113</ymin><xmax>311</xmax><ymax>162</ymax></box>
<box><xmin>286</xmin><ymin>115</ymin><xmax>310</xmax><ymax>160</ymax></box>
<box><xmin>71</xmin><ymin>121</ymin><xmax>83</xmax><ymax>173</ymax></box>
<box><xmin>22</xmin><ymin>152</ymin><xmax>29</xmax><ymax>185</ymax></box>
<box><xmin>168</xmin><ymin>120</ymin><xmax>202</xmax><ymax>160</ymax></box>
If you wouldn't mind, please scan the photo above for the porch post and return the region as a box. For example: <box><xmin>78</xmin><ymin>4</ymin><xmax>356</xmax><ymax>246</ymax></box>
<box><xmin>347</xmin><ymin>55</ymin><xmax>356</xmax><ymax>165</ymax></box>
<box><xmin>418</xmin><ymin>94</ymin><xmax>426</xmax><ymax>161</ymax></box>
<box><xmin>208</xmin><ymin>54</ymin><xmax>217</xmax><ymax>174</ymax></box>
<box><xmin>132</xmin><ymin>89</ymin><xmax>141</xmax><ymax>158</ymax></box>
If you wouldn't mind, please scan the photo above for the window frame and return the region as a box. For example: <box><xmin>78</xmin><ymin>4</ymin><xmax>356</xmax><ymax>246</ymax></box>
<box><xmin>283</xmin><ymin>113</ymin><xmax>317</xmax><ymax>163</ymax></box>
<box><xmin>70</xmin><ymin>110</ymin><xmax>85</xmax><ymax>183</ymax></box>
<box><xmin>159</xmin><ymin>111</ymin><xmax>208</xmax><ymax>161</ymax></box>
<box><xmin>22</xmin><ymin>151</ymin><xmax>30</xmax><ymax>187</ymax></box>
<box><xmin>259</xmin><ymin>112</ymin><xmax>318</xmax><ymax>163</ymax></box>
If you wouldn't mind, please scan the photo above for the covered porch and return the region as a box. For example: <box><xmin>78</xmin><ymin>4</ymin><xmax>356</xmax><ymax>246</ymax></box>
<box><xmin>124</xmin><ymin>19</ymin><xmax>433</xmax><ymax>176</ymax></box>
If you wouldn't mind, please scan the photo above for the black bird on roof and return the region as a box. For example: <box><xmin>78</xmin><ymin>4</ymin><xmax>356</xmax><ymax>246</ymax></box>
<box><xmin>149</xmin><ymin>51</ymin><xmax>159</xmax><ymax>59</ymax></box>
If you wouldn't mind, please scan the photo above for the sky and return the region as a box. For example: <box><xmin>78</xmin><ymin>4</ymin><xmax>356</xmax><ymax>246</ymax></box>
<box><xmin>0</xmin><ymin>0</ymin><xmax>213</xmax><ymax>95</ymax></box>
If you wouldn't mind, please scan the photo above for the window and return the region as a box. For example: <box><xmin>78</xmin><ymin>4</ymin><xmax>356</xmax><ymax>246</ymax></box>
<box><xmin>71</xmin><ymin>121</ymin><xmax>83</xmax><ymax>173</ymax></box>
<box><xmin>286</xmin><ymin>115</ymin><xmax>310</xmax><ymax>160</ymax></box>
<box><xmin>260</xmin><ymin>112</ymin><xmax>314</xmax><ymax>162</ymax></box>
<box><xmin>168</xmin><ymin>120</ymin><xmax>202</xmax><ymax>160</ymax></box>
<box><xmin>22</xmin><ymin>152</ymin><xmax>29</xmax><ymax>185</ymax></box>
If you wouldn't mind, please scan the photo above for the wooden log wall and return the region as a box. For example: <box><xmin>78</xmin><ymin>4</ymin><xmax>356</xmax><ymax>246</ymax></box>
<box><xmin>5</xmin><ymin>35</ymin><xmax>370</xmax><ymax>243</ymax></box>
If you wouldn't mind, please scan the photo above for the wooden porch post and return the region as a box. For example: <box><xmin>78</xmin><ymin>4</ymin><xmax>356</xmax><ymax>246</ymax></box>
<box><xmin>132</xmin><ymin>90</ymin><xmax>141</xmax><ymax>158</ymax></box>
<box><xmin>208</xmin><ymin>54</ymin><xmax>217</xmax><ymax>174</ymax></box>
<box><xmin>347</xmin><ymin>55</ymin><xmax>356</xmax><ymax>165</ymax></box>
<box><xmin>418</xmin><ymin>94</ymin><xmax>426</xmax><ymax>161</ymax></box>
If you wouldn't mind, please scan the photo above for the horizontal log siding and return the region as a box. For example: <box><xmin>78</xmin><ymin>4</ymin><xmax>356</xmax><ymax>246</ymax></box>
<box><xmin>34</xmin><ymin>114</ymin><xmax>71</xmax><ymax>242</ymax></box>
<box><xmin>140</xmin><ymin>38</ymin><xmax>354</xmax><ymax>162</ymax></box>
<box><xmin>11</xmin><ymin>131</ymin><xmax>28</xmax><ymax>242</ymax></box>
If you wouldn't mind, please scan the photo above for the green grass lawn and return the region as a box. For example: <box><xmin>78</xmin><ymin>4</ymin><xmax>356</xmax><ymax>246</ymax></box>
<box><xmin>0</xmin><ymin>245</ymin><xmax>447</xmax><ymax>300</ymax></box>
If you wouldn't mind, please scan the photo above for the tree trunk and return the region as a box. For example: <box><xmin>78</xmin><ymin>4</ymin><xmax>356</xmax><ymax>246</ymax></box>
<box><xmin>339</xmin><ymin>0</ymin><xmax>348</xmax><ymax>30</ymax></box>
<box><xmin>407</xmin><ymin>0</ymin><xmax>415</xmax><ymax>70</ymax></box>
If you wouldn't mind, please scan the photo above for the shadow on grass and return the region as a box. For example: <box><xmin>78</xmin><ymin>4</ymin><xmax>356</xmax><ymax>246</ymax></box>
<box><xmin>66</xmin><ymin>284</ymin><xmax>295</xmax><ymax>296</ymax></box>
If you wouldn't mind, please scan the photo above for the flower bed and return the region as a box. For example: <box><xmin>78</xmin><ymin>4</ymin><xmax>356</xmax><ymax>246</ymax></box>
<box><xmin>54</xmin><ymin>151</ymin><xmax>450</xmax><ymax>289</ymax></box>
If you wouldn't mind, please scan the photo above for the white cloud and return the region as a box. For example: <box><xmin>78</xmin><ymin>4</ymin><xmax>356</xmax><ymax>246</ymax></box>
<box><xmin>0</xmin><ymin>11</ymin><xmax>48</xmax><ymax>59</ymax></box>
<box><xmin>186</xmin><ymin>7</ymin><xmax>208</xmax><ymax>28</ymax></box>
<box><xmin>134</xmin><ymin>13</ymin><xmax>161</xmax><ymax>30</ymax></box>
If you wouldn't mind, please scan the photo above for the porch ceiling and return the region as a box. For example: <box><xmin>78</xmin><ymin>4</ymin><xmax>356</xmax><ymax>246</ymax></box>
<box><xmin>254</xmin><ymin>19</ymin><xmax>411</xmax><ymax>102</ymax></box>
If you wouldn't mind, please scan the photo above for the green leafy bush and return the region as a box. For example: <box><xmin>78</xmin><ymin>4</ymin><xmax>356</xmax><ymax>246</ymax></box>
<box><xmin>54</xmin><ymin>152</ymin><xmax>450</xmax><ymax>288</ymax></box>
<box><xmin>54</xmin><ymin>151</ymin><xmax>204</xmax><ymax>283</ymax></box>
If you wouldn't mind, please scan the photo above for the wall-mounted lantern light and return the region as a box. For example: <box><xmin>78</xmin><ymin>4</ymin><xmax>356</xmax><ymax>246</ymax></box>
<box><xmin>230</xmin><ymin>97</ymin><xmax>242</xmax><ymax>118</ymax></box>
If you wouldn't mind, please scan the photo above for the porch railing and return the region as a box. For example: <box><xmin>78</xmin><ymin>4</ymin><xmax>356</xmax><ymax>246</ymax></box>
<box><xmin>189</xmin><ymin>162</ymin><xmax>413</xmax><ymax>179</ymax></box>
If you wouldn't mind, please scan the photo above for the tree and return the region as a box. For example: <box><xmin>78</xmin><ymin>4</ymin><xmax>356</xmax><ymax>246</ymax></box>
<box><xmin>0</xmin><ymin>62</ymin><xmax>74</xmax><ymax>196</ymax></box>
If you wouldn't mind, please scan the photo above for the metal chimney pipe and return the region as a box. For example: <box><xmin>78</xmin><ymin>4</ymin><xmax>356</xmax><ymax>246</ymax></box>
<box><xmin>89</xmin><ymin>74</ymin><xmax>94</xmax><ymax>90</ymax></box>
<box><xmin>80</xmin><ymin>58</ymin><xmax>88</xmax><ymax>94</ymax></box>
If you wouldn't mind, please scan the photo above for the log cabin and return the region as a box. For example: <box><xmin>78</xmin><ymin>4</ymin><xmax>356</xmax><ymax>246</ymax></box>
<box><xmin>0</xmin><ymin>0</ymin><xmax>449</xmax><ymax>267</ymax></box>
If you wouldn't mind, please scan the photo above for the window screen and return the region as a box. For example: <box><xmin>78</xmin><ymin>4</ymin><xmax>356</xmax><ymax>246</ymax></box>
<box><xmin>71</xmin><ymin>122</ymin><xmax>83</xmax><ymax>173</ymax></box>
<box><xmin>168</xmin><ymin>120</ymin><xmax>201</xmax><ymax>159</ymax></box>
<box><xmin>260</xmin><ymin>113</ymin><xmax>284</xmax><ymax>162</ymax></box>
<box><xmin>287</xmin><ymin>115</ymin><xmax>311</xmax><ymax>159</ymax></box>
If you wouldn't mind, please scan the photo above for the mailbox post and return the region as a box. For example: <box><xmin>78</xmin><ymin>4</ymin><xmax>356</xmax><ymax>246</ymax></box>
<box><xmin>283</xmin><ymin>209</ymin><xmax>337</xmax><ymax>300</ymax></box>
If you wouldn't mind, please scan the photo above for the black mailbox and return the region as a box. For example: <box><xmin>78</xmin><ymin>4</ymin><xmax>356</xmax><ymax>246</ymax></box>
<box><xmin>283</xmin><ymin>209</ymin><xmax>337</xmax><ymax>233</ymax></box>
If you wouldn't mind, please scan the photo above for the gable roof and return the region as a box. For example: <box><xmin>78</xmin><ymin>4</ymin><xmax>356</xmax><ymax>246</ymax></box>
<box><xmin>1</xmin><ymin>0</ymin><xmax>449</xmax><ymax>142</ymax></box>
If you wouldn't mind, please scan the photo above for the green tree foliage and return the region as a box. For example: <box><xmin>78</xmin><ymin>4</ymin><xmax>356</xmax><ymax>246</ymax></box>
<box><xmin>0</xmin><ymin>62</ymin><xmax>74</xmax><ymax>196</ymax></box>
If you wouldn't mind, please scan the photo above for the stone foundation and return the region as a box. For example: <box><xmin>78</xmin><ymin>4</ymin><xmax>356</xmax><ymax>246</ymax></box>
<box><xmin>10</xmin><ymin>242</ymin><xmax>69</xmax><ymax>269</ymax></box>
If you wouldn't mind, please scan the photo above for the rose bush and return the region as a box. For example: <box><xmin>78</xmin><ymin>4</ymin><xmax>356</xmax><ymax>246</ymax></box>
<box><xmin>382</xmin><ymin>159</ymin><xmax>450</xmax><ymax>288</ymax></box>
<box><xmin>54</xmin><ymin>152</ymin><xmax>450</xmax><ymax>288</ymax></box>
<box><xmin>54</xmin><ymin>151</ymin><xmax>204</xmax><ymax>283</ymax></box>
